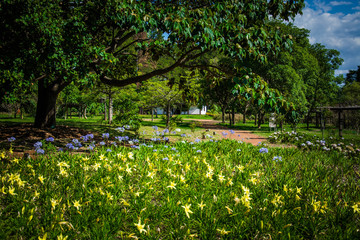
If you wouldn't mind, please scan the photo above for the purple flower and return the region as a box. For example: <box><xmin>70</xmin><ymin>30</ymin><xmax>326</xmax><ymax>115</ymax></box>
<box><xmin>163</xmin><ymin>129</ymin><xmax>169</xmax><ymax>134</ymax></box>
<box><xmin>259</xmin><ymin>147</ymin><xmax>268</xmax><ymax>153</ymax></box>
<box><xmin>99</xmin><ymin>141</ymin><xmax>106</xmax><ymax>146</ymax></box>
<box><xmin>171</xmin><ymin>147</ymin><xmax>176</xmax><ymax>151</ymax></box>
<box><xmin>152</xmin><ymin>126</ymin><xmax>158</xmax><ymax>131</ymax></box>
<box><xmin>106</xmin><ymin>148</ymin><xmax>112</xmax><ymax>152</ymax></box>
<box><xmin>131</xmin><ymin>145</ymin><xmax>140</xmax><ymax>149</ymax></box>
<box><xmin>7</xmin><ymin>137</ymin><xmax>16</xmax><ymax>142</ymax></box>
<box><xmin>34</xmin><ymin>141</ymin><xmax>42</xmax><ymax>149</ymax></box>
<box><xmin>222</xmin><ymin>131</ymin><xmax>228</xmax><ymax>137</ymax></box>
<box><xmin>102</xmin><ymin>133</ymin><xmax>110</xmax><ymax>139</ymax></box>
<box><xmin>153</xmin><ymin>149</ymin><xmax>157</xmax><ymax>152</ymax></box>
<box><xmin>229</xmin><ymin>130</ymin><xmax>235</xmax><ymax>134</ymax></box>
<box><xmin>273</xmin><ymin>156</ymin><xmax>282</xmax><ymax>161</ymax></box>
<box><xmin>124</xmin><ymin>125</ymin><xmax>131</xmax><ymax>130</ymax></box>
<box><xmin>194</xmin><ymin>138</ymin><xmax>201</xmax><ymax>143</ymax></box>
<box><xmin>46</xmin><ymin>137</ymin><xmax>54</xmax><ymax>142</ymax></box>
<box><xmin>116</xmin><ymin>127</ymin><xmax>125</xmax><ymax>132</ymax></box>
<box><xmin>36</xmin><ymin>148</ymin><xmax>45</xmax><ymax>154</ymax></box>
<box><xmin>66</xmin><ymin>143</ymin><xmax>75</xmax><ymax>150</ymax></box>
<box><xmin>115</xmin><ymin>136</ymin><xmax>124</xmax><ymax>141</ymax></box>
<box><xmin>181</xmin><ymin>133</ymin><xmax>186</xmax><ymax>137</ymax></box>
<box><xmin>162</xmin><ymin>157</ymin><xmax>169</xmax><ymax>160</ymax></box>
<box><xmin>196</xmin><ymin>150</ymin><xmax>202</xmax><ymax>153</ymax></box>
<box><xmin>72</xmin><ymin>139</ymin><xmax>82</xmax><ymax>147</ymax></box>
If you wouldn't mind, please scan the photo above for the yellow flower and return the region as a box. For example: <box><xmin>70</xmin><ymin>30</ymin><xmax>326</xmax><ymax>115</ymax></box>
<box><xmin>225</xmin><ymin>206</ymin><xmax>233</xmax><ymax>214</ymax></box>
<box><xmin>128</xmin><ymin>152</ymin><xmax>134</xmax><ymax>160</ymax></box>
<box><xmin>180</xmin><ymin>175</ymin><xmax>186</xmax><ymax>183</ymax></box>
<box><xmin>182</xmin><ymin>204</ymin><xmax>193</xmax><ymax>218</ymax></box>
<box><xmin>296</xmin><ymin>186</ymin><xmax>302</xmax><ymax>194</ymax></box>
<box><xmin>38</xmin><ymin>233</ymin><xmax>47</xmax><ymax>240</ymax></box>
<box><xmin>57</xmin><ymin>233</ymin><xmax>68</xmax><ymax>240</ymax></box>
<box><xmin>352</xmin><ymin>203</ymin><xmax>360</xmax><ymax>213</ymax></box>
<box><xmin>134</xmin><ymin>218</ymin><xmax>147</xmax><ymax>234</ymax></box>
<box><xmin>34</xmin><ymin>190</ymin><xmax>40</xmax><ymax>199</ymax></box>
<box><xmin>51</xmin><ymin>198</ymin><xmax>60</xmax><ymax>210</ymax></box>
<box><xmin>234</xmin><ymin>195</ymin><xmax>240</xmax><ymax>205</ymax></box>
<box><xmin>218</xmin><ymin>174</ymin><xmax>225</xmax><ymax>183</ymax></box>
<box><xmin>227</xmin><ymin>178</ymin><xmax>233</xmax><ymax>186</ymax></box>
<box><xmin>59</xmin><ymin>168</ymin><xmax>68</xmax><ymax>177</ymax></box>
<box><xmin>217</xmin><ymin>228</ymin><xmax>230</xmax><ymax>235</ymax></box>
<box><xmin>38</xmin><ymin>175</ymin><xmax>45</xmax><ymax>184</ymax></box>
<box><xmin>167</xmin><ymin>181</ymin><xmax>176</xmax><ymax>189</ymax></box>
<box><xmin>198</xmin><ymin>201</ymin><xmax>206</xmax><ymax>210</ymax></box>
<box><xmin>73</xmin><ymin>200</ymin><xmax>81</xmax><ymax>210</ymax></box>
<box><xmin>147</xmin><ymin>171</ymin><xmax>156</xmax><ymax>179</ymax></box>
<box><xmin>236</xmin><ymin>165</ymin><xmax>245</xmax><ymax>172</ymax></box>
<box><xmin>8</xmin><ymin>186</ymin><xmax>17</xmax><ymax>195</ymax></box>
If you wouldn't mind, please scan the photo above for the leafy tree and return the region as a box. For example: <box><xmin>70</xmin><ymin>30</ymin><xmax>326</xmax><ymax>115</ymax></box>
<box><xmin>1</xmin><ymin>0</ymin><xmax>304</xmax><ymax>128</ymax></box>
<box><xmin>141</xmin><ymin>78</ymin><xmax>183</xmax><ymax>128</ymax></box>
<box><xmin>345</xmin><ymin>66</ymin><xmax>360</xmax><ymax>84</ymax></box>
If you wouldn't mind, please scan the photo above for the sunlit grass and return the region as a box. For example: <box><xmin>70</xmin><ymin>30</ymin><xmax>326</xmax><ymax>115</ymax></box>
<box><xmin>1</xmin><ymin>134</ymin><xmax>360</xmax><ymax>239</ymax></box>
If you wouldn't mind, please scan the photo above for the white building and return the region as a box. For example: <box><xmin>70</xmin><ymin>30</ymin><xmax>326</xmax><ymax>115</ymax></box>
<box><xmin>155</xmin><ymin>106</ymin><xmax>207</xmax><ymax>115</ymax></box>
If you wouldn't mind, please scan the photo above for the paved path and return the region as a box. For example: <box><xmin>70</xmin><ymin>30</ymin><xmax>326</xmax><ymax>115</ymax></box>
<box><xmin>185</xmin><ymin>119</ymin><xmax>268</xmax><ymax>146</ymax></box>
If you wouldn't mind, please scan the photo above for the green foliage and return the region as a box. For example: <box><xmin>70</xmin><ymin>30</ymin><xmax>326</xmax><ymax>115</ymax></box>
<box><xmin>114</xmin><ymin>98</ymin><xmax>141</xmax><ymax>132</ymax></box>
<box><xmin>0</xmin><ymin>0</ymin><xmax>305</xmax><ymax>127</ymax></box>
<box><xmin>189</xmin><ymin>121</ymin><xmax>203</xmax><ymax>133</ymax></box>
<box><xmin>1</xmin><ymin>137</ymin><xmax>360</xmax><ymax>239</ymax></box>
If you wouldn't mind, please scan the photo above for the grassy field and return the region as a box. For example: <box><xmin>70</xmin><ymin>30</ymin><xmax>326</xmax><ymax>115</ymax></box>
<box><xmin>1</xmin><ymin>113</ymin><xmax>360</xmax><ymax>238</ymax></box>
<box><xmin>1</xmin><ymin>136</ymin><xmax>359</xmax><ymax>239</ymax></box>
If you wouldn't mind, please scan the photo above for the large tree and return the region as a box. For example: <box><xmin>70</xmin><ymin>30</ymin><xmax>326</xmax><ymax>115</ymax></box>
<box><xmin>0</xmin><ymin>0</ymin><xmax>304</xmax><ymax>128</ymax></box>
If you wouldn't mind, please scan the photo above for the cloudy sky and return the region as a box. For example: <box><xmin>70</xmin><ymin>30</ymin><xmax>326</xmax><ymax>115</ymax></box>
<box><xmin>292</xmin><ymin>0</ymin><xmax>360</xmax><ymax>76</ymax></box>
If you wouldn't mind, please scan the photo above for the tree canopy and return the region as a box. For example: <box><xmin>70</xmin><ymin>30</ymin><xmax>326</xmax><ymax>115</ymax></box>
<box><xmin>0</xmin><ymin>0</ymin><xmax>305</xmax><ymax>128</ymax></box>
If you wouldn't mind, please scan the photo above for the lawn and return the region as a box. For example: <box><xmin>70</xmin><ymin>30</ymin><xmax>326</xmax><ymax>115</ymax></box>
<box><xmin>1</xmin><ymin>134</ymin><xmax>359</xmax><ymax>239</ymax></box>
<box><xmin>1</xmin><ymin>115</ymin><xmax>360</xmax><ymax>239</ymax></box>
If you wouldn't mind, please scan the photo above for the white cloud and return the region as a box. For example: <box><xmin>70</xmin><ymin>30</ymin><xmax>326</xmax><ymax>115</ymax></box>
<box><xmin>312</xmin><ymin>0</ymin><xmax>332</xmax><ymax>12</ymax></box>
<box><xmin>330</xmin><ymin>1</ymin><xmax>353</xmax><ymax>6</ymax></box>
<box><xmin>293</xmin><ymin>7</ymin><xmax>360</xmax><ymax>76</ymax></box>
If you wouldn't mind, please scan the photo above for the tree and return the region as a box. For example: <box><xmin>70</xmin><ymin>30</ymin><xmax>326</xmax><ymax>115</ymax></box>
<box><xmin>345</xmin><ymin>66</ymin><xmax>360</xmax><ymax>85</ymax></box>
<box><xmin>1</xmin><ymin>0</ymin><xmax>305</xmax><ymax>128</ymax></box>
<box><xmin>141</xmin><ymin>78</ymin><xmax>183</xmax><ymax>128</ymax></box>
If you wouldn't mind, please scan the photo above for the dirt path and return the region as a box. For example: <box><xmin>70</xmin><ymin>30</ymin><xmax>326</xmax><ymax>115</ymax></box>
<box><xmin>185</xmin><ymin>119</ymin><xmax>268</xmax><ymax>146</ymax></box>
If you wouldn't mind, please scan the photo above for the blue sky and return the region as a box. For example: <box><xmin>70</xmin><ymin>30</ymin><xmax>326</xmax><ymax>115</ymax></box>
<box><xmin>292</xmin><ymin>0</ymin><xmax>360</xmax><ymax>76</ymax></box>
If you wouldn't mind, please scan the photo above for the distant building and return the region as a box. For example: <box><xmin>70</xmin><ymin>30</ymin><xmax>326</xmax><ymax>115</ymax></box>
<box><xmin>155</xmin><ymin>106</ymin><xmax>207</xmax><ymax>115</ymax></box>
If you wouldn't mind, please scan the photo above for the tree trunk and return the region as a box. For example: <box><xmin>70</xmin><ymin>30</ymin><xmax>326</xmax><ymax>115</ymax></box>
<box><xmin>34</xmin><ymin>80</ymin><xmax>62</xmax><ymax>128</ymax></box>
<box><xmin>166</xmin><ymin>103</ymin><xmax>171</xmax><ymax>128</ymax></box>
<box><xmin>221</xmin><ymin>108</ymin><xmax>225</xmax><ymax>123</ymax></box>
<box><xmin>108</xmin><ymin>94</ymin><xmax>113</xmax><ymax>124</ymax></box>
<box><xmin>254</xmin><ymin>113</ymin><xmax>257</xmax><ymax>126</ymax></box>
<box><xmin>258</xmin><ymin>112</ymin><xmax>262</xmax><ymax>129</ymax></box>
<box><xmin>104</xmin><ymin>101</ymin><xmax>107</xmax><ymax>121</ymax></box>
<box><xmin>228</xmin><ymin>112</ymin><xmax>232</xmax><ymax>126</ymax></box>
<box><xmin>231</xmin><ymin>107</ymin><xmax>235</xmax><ymax>126</ymax></box>
<box><xmin>83</xmin><ymin>106</ymin><xmax>87</xmax><ymax>119</ymax></box>
<box><xmin>151</xmin><ymin>108</ymin><xmax>154</xmax><ymax>121</ymax></box>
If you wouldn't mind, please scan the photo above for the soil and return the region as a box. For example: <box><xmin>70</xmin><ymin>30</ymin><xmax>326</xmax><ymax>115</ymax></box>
<box><xmin>0</xmin><ymin>120</ymin><xmax>285</xmax><ymax>158</ymax></box>
<box><xmin>187</xmin><ymin>119</ymin><xmax>268</xmax><ymax>145</ymax></box>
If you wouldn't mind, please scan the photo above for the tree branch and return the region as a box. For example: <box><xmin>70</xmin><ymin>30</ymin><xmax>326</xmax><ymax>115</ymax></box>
<box><xmin>100</xmin><ymin>47</ymin><xmax>207</xmax><ymax>87</ymax></box>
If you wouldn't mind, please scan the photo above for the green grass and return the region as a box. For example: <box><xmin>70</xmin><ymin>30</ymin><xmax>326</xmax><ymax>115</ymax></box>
<box><xmin>1</xmin><ymin>139</ymin><xmax>359</xmax><ymax>239</ymax></box>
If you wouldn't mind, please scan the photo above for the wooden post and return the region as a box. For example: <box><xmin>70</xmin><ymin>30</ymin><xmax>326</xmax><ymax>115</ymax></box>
<box><xmin>338</xmin><ymin>110</ymin><xmax>343</xmax><ymax>138</ymax></box>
